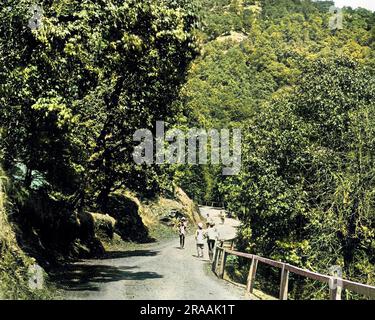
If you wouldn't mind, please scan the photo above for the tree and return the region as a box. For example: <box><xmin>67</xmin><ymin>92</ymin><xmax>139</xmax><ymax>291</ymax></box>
<box><xmin>0</xmin><ymin>0</ymin><xmax>199</xmax><ymax>211</ymax></box>
<box><xmin>222</xmin><ymin>57</ymin><xmax>375</xmax><ymax>299</ymax></box>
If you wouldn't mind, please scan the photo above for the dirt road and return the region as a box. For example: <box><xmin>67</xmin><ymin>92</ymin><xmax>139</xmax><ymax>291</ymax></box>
<box><xmin>53</xmin><ymin>206</ymin><xmax>246</xmax><ymax>300</ymax></box>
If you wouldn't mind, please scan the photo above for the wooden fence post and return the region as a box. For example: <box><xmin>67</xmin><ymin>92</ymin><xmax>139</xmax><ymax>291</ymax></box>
<box><xmin>212</xmin><ymin>247</ymin><xmax>219</xmax><ymax>273</ymax></box>
<box><xmin>215</xmin><ymin>248</ymin><xmax>222</xmax><ymax>275</ymax></box>
<box><xmin>329</xmin><ymin>277</ymin><xmax>342</xmax><ymax>300</ymax></box>
<box><xmin>230</xmin><ymin>240</ymin><xmax>235</xmax><ymax>250</ymax></box>
<box><xmin>219</xmin><ymin>251</ymin><xmax>228</xmax><ymax>279</ymax></box>
<box><xmin>246</xmin><ymin>258</ymin><xmax>258</xmax><ymax>294</ymax></box>
<box><xmin>279</xmin><ymin>263</ymin><xmax>289</xmax><ymax>300</ymax></box>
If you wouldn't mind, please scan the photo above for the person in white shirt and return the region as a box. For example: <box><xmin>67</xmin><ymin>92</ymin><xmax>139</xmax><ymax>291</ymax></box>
<box><xmin>195</xmin><ymin>223</ymin><xmax>205</xmax><ymax>258</ymax></box>
<box><xmin>206</xmin><ymin>222</ymin><xmax>219</xmax><ymax>261</ymax></box>
<box><xmin>220</xmin><ymin>210</ymin><xmax>226</xmax><ymax>224</ymax></box>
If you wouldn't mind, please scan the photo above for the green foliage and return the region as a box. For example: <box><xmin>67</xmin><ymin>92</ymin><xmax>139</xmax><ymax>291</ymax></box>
<box><xmin>184</xmin><ymin>0</ymin><xmax>375</xmax><ymax>130</ymax></box>
<box><xmin>0</xmin><ymin>171</ymin><xmax>57</xmax><ymax>299</ymax></box>
<box><xmin>0</xmin><ymin>0</ymin><xmax>198</xmax><ymax>201</ymax></box>
<box><xmin>222</xmin><ymin>57</ymin><xmax>375</xmax><ymax>299</ymax></box>
<box><xmin>179</xmin><ymin>0</ymin><xmax>375</xmax><ymax>299</ymax></box>
<box><xmin>0</xmin><ymin>0</ymin><xmax>198</xmax><ymax>250</ymax></box>
<box><xmin>1</xmin><ymin>0</ymin><xmax>375</xmax><ymax>300</ymax></box>
<box><xmin>0</xmin><ymin>0</ymin><xmax>199</xmax><ymax>290</ymax></box>
<box><xmin>181</xmin><ymin>0</ymin><xmax>375</xmax><ymax>204</ymax></box>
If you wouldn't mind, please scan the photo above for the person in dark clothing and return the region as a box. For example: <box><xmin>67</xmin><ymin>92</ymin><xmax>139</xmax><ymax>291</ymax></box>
<box><xmin>178</xmin><ymin>217</ymin><xmax>187</xmax><ymax>249</ymax></box>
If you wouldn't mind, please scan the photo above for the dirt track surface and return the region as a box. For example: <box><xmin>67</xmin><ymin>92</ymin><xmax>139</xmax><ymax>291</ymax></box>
<box><xmin>53</xmin><ymin>206</ymin><xmax>247</xmax><ymax>300</ymax></box>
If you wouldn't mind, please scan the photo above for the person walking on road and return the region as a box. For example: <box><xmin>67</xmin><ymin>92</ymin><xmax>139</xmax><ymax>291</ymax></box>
<box><xmin>220</xmin><ymin>210</ymin><xmax>226</xmax><ymax>224</ymax></box>
<box><xmin>206</xmin><ymin>215</ymin><xmax>214</xmax><ymax>228</ymax></box>
<box><xmin>195</xmin><ymin>223</ymin><xmax>205</xmax><ymax>258</ymax></box>
<box><xmin>206</xmin><ymin>222</ymin><xmax>219</xmax><ymax>261</ymax></box>
<box><xmin>178</xmin><ymin>217</ymin><xmax>188</xmax><ymax>249</ymax></box>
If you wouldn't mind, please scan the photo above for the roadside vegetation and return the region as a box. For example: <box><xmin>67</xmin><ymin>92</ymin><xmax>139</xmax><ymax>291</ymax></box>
<box><xmin>179</xmin><ymin>0</ymin><xmax>375</xmax><ymax>299</ymax></box>
<box><xmin>1</xmin><ymin>0</ymin><xmax>374</xmax><ymax>300</ymax></box>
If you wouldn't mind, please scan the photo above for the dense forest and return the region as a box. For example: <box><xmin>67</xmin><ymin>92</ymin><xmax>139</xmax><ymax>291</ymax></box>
<box><xmin>179</xmin><ymin>0</ymin><xmax>375</xmax><ymax>299</ymax></box>
<box><xmin>0</xmin><ymin>0</ymin><xmax>374</xmax><ymax>300</ymax></box>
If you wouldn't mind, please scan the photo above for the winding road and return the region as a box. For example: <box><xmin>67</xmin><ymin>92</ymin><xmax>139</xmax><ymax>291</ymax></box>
<box><xmin>53</xmin><ymin>206</ymin><xmax>246</xmax><ymax>300</ymax></box>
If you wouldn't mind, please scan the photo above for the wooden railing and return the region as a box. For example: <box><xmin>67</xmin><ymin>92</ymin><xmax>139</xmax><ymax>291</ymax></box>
<box><xmin>201</xmin><ymin>201</ymin><xmax>226</xmax><ymax>208</ymax></box>
<box><xmin>212</xmin><ymin>242</ymin><xmax>375</xmax><ymax>300</ymax></box>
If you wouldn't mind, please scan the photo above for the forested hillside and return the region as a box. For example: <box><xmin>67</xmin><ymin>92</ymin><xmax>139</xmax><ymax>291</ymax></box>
<box><xmin>179</xmin><ymin>0</ymin><xmax>375</xmax><ymax>299</ymax></box>
<box><xmin>1</xmin><ymin>0</ymin><xmax>374</xmax><ymax>300</ymax></box>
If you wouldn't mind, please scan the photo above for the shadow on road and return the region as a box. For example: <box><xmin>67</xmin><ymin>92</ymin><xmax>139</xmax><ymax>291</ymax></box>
<box><xmin>100</xmin><ymin>249</ymin><xmax>159</xmax><ymax>260</ymax></box>
<box><xmin>50</xmin><ymin>249</ymin><xmax>163</xmax><ymax>292</ymax></box>
<box><xmin>51</xmin><ymin>264</ymin><xmax>163</xmax><ymax>292</ymax></box>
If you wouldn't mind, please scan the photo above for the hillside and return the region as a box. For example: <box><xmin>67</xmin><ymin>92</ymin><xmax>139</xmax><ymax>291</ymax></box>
<box><xmin>0</xmin><ymin>170</ymin><xmax>55</xmax><ymax>299</ymax></box>
<box><xmin>0</xmin><ymin>0</ymin><xmax>374</xmax><ymax>301</ymax></box>
<box><xmin>177</xmin><ymin>0</ymin><xmax>375</xmax><ymax>299</ymax></box>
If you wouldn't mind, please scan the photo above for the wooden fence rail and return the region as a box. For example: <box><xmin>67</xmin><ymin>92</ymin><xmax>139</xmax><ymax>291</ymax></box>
<box><xmin>202</xmin><ymin>201</ymin><xmax>226</xmax><ymax>208</ymax></box>
<box><xmin>212</xmin><ymin>243</ymin><xmax>375</xmax><ymax>300</ymax></box>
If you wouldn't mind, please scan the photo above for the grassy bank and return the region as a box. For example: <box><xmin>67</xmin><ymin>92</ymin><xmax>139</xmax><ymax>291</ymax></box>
<box><xmin>0</xmin><ymin>172</ymin><xmax>57</xmax><ymax>300</ymax></box>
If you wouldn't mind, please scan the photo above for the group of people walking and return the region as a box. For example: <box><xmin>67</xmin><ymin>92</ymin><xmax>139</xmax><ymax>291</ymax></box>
<box><xmin>177</xmin><ymin>211</ymin><xmax>225</xmax><ymax>261</ymax></box>
<box><xmin>195</xmin><ymin>221</ymin><xmax>220</xmax><ymax>260</ymax></box>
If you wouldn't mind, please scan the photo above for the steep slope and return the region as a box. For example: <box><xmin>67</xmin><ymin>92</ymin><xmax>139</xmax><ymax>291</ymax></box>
<box><xmin>0</xmin><ymin>171</ymin><xmax>53</xmax><ymax>299</ymax></box>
